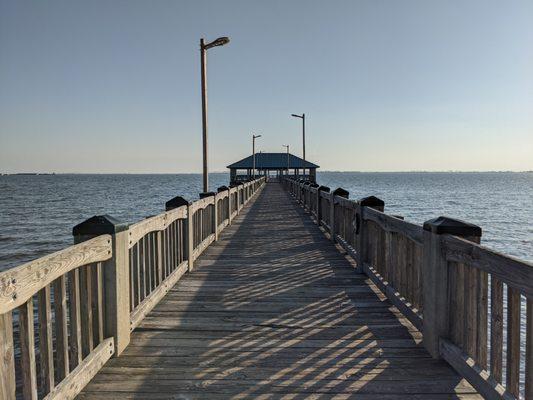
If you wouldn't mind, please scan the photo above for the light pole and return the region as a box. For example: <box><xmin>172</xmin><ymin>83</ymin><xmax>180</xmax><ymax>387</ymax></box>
<box><xmin>291</xmin><ymin>113</ymin><xmax>305</xmax><ymax>177</ymax></box>
<box><xmin>282</xmin><ymin>144</ymin><xmax>290</xmax><ymax>177</ymax></box>
<box><xmin>252</xmin><ymin>134</ymin><xmax>262</xmax><ymax>179</ymax></box>
<box><xmin>200</xmin><ymin>36</ymin><xmax>230</xmax><ymax>193</ymax></box>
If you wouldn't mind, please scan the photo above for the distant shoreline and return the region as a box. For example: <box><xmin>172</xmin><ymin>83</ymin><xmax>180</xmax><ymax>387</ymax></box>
<box><xmin>1</xmin><ymin>171</ymin><xmax>532</xmax><ymax>175</ymax></box>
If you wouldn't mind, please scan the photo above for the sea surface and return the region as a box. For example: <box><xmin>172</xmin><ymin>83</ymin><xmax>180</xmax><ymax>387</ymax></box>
<box><xmin>0</xmin><ymin>172</ymin><xmax>531</xmax><ymax>271</ymax></box>
<box><xmin>0</xmin><ymin>171</ymin><xmax>531</xmax><ymax>395</ymax></box>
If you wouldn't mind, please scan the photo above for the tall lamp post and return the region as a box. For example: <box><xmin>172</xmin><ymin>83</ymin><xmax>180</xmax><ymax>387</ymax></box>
<box><xmin>252</xmin><ymin>134</ymin><xmax>262</xmax><ymax>179</ymax></box>
<box><xmin>200</xmin><ymin>36</ymin><xmax>230</xmax><ymax>193</ymax></box>
<box><xmin>291</xmin><ymin>114</ymin><xmax>305</xmax><ymax>161</ymax></box>
<box><xmin>282</xmin><ymin>144</ymin><xmax>290</xmax><ymax>177</ymax></box>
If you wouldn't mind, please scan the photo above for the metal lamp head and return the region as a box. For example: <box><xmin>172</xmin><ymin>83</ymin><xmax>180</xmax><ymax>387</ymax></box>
<box><xmin>204</xmin><ymin>36</ymin><xmax>230</xmax><ymax>49</ymax></box>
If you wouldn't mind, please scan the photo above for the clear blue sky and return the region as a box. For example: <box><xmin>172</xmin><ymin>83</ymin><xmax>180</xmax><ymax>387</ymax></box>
<box><xmin>1</xmin><ymin>0</ymin><xmax>532</xmax><ymax>173</ymax></box>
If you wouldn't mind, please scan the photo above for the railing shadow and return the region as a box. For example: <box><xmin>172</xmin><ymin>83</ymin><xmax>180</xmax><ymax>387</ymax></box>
<box><xmin>78</xmin><ymin>182</ymin><xmax>471</xmax><ymax>399</ymax></box>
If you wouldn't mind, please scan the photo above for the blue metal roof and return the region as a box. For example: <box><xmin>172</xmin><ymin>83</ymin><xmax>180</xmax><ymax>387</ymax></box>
<box><xmin>227</xmin><ymin>153</ymin><xmax>319</xmax><ymax>169</ymax></box>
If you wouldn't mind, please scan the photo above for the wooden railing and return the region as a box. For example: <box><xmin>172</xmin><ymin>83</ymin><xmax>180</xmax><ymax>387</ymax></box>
<box><xmin>0</xmin><ymin>177</ymin><xmax>265</xmax><ymax>400</ymax></box>
<box><xmin>283</xmin><ymin>177</ymin><xmax>532</xmax><ymax>400</ymax></box>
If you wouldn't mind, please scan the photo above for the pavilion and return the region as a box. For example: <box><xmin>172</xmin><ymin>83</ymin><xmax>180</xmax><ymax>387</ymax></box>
<box><xmin>227</xmin><ymin>152</ymin><xmax>319</xmax><ymax>183</ymax></box>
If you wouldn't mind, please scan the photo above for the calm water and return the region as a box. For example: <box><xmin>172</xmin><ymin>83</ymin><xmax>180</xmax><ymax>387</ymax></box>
<box><xmin>0</xmin><ymin>171</ymin><xmax>531</xmax><ymax>395</ymax></box>
<box><xmin>0</xmin><ymin>172</ymin><xmax>531</xmax><ymax>271</ymax></box>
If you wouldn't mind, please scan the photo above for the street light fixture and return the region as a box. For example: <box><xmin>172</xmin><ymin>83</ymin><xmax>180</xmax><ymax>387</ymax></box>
<box><xmin>291</xmin><ymin>113</ymin><xmax>305</xmax><ymax>177</ymax></box>
<box><xmin>282</xmin><ymin>144</ymin><xmax>290</xmax><ymax>176</ymax></box>
<box><xmin>252</xmin><ymin>134</ymin><xmax>262</xmax><ymax>179</ymax></box>
<box><xmin>200</xmin><ymin>36</ymin><xmax>230</xmax><ymax>193</ymax></box>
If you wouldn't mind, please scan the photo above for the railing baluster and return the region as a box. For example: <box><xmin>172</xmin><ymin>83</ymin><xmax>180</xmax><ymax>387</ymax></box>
<box><xmin>54</xmin><ymin>275</ymin><xmax>69</xmax><ymax>381</ymax></box>
<box><xmin>19</xmin><ymin>298</ymin><xmax>38</xmax><ymax>400</ymax></box>
<box><xmin>476</xmin><ymin>269</ymin><xmax>488</xmax><ymax>369</ymax></box>
<box><xmin>490</xmin><ymin>276</ymin><xmax>503</xmax><ymax>382</ymax></box>
<box><xmin>134</xmin><ymin>243</ymin><xmax>141</xmax><ymax>306</ymax></box>
<box><xmin>0</xmin><ymin>312</ymin><xmax>16</xmax><ymax>400</ymax></box>
<box><xmin>526</xmin><ymin>299</ymin><xmax>533</xmax><ymax>399</ymax></box>
<box><xmin>80</xmin><ymin>264</ymin><xmax>94</xmax><ymax>357</ymax></box>
<box><xmin>38</xmin><ymin>284</ymin><xmax>54</xmax><ymax>394</ymax></box>
<box><xmin>506</xmin><ymin>286</ymin><xmax>521</xmax><ymax>397</ymax></box>
<box><xmin>95</xmin><ymin>262</ymin><xmax>104</xmax><ymax>344</ymax></box>
<box><xmin>465</xmin><ymin>264</ymin><xmax>478</xmax><ymax>360</ymax></box>
<box><xmin>68</xmin><ymin>269</ymin><xmax>82</xmax><ymax>369</ymax></box>
<box><xmin>140</xmin><ymin>236</ymin><xmax>146</xmax><ymax>299</ymax></box>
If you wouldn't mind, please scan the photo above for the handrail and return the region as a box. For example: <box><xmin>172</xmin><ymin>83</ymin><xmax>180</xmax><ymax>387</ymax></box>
<box><xmin>0</xmin><ymin>234</ymin><xmax>113</xmax><ymax>399</ymax></box>
<box><xmin>0</xmin><ymin>235</ymin><xmax>112</xmax><ymax>314</ymax></box>
<box><xmin>282</xmin><ymin>176</ymin><xmax>532</xmax><ymax>400</ymax></box>
<box><xmin>0</xmin><ymin>176</ymin><xmax>266</xmax><ymax>400</ymax></box>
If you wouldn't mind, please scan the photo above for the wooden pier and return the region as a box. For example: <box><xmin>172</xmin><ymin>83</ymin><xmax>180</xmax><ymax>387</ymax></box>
<box><xmin>0</xmin><ymin>178</ymin><xmax>532</xmax><ymax>399</ymax></box>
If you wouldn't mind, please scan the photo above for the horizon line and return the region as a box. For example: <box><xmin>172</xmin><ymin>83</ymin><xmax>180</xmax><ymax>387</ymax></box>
<box><xmin>2</xmin><ymin>170</ymin><xmax>532</xmax><ymax>175</ymax></box>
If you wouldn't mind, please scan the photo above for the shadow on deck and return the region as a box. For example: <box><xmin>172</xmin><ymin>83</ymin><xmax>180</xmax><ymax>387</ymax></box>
<box><xmin>78</xmin><ymin>183</ymin><xmax>479</xmax><ymax>399</ymax></box>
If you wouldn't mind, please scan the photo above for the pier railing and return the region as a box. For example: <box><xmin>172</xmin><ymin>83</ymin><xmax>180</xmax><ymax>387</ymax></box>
<box><xmin>284</xmin><ymin>177</ymin><xmax>532</xmax><ymax>400</ymax></box>
<box><xmin>0</xmin><ymin>177</ymin><xmax>265</xmax><ymax>400</ymax></box>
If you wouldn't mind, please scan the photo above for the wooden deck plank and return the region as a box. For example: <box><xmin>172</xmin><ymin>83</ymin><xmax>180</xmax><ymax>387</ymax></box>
<box><xmin>79</xmin><ymin>182</ymin><xmax>480</xmax><ymax>399</ymax></box>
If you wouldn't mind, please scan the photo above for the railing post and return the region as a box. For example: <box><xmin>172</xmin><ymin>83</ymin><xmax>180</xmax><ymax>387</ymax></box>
<box><xmin>200</xmin><ymin>191</ymin><xmax>217</xmax><ymax>241</ymax></box>
<box><xmin>355</xmin><ymin>196</ymin><xmax>384</xmax><ymax>273</ymax></box>
<box><xmin>218</xmin><ymin>185</ymin><xmax>231</xmax><ymax>226</ymax></box>
<box><xmin>238</xmin><ymin>183</ymin><xmax>244</xmax><ymax>213</ymax></box>
<box><xmin>303</xmin><ymin>182</ymin><xmax>311</xmax><ymax>211</ymax></box>
<box><xmin>166</xmin><ymin>196</ymin><xmax>194</xmax><ymax>272</ymax></box>
<box><xmin>330</xmin><ymin>188</ymin><xmax>349</xmax><ymax>242</ymax></box>
<box><xmin>309</xmin><ymin>183</ymin><xmax>319</xmax><ymax>216</ymax></box>
<box><xmin>72</xmin><ymin>215</ymin><xmax>130</xmax><ymax>355</ymax></box>
<box><xmin>317</xmin><ymin>186</ymin><xmax>330</xmax><ymax>225</ymax></box>
<box><xmin>422</xmin><ymin>216</ymin><xmax>482</xmax><ymax>358</ymax></box>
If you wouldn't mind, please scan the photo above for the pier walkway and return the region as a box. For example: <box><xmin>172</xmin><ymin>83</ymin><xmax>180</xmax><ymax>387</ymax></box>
<box><xmin>79</xmin><ymin>183</ymin><xmax>479</xmax><ymax>399</ymax></box>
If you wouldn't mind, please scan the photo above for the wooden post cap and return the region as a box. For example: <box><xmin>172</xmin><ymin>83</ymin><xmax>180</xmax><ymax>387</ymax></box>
<box><xmin>199</xmin><ymin>191</ymin><xmax>216</xmax><ymax>199</ymax></box>
<box><xmin>165</xmin><ymin>196</ymin><xmax>190</xmax><ymax>211</ymax></box>
<box><xmin>423</xmin><ymin>216</ymin><xmax>482</xmax><ymax>236</ymax></box>
<box><xmin>359</xmin><ymin>196</ymin><xmax>384</xmax><ymax>207</ymax></box>
<box><xmin>318</xmin><ymin>186</ymin><xmax>330</xmax><ymax>192</ymax></box>
<box><xmin>333</xmin><ymin>187</ymin><xmax>349</xmax><ymax>198</ymax></box>
<box><xmin>217</xmin><ymin>185</ymin><xmax>229</xmax><ymax>192</ymax></box>
<box><xmin>72</xmin><ymin>215</ymin><xmax>128</xmax><ymax>236</ymax></box>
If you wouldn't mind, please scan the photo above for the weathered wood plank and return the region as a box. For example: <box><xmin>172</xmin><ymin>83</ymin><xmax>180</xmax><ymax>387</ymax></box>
<box><xmin>443</xmin><ymin>234</ymin><xmax>533</xmax><ymax>298</ymax></box>
<box><xmin>19</xmin><ymin>298</ymin><xmax>38</xmax><ymax>400</ymax></box>
<box><xmin>489</xmin><ymin>276</ymin><xmax>503</xmax><ymax>383</ymax></box>
<box><xmin>54</xmin><ymin>275</ymin><xmax>70</xmax><ymax>380</ymax></box>
<box><xmin>38</xmin><ymin>285</ymin><xmax>55</xmax><ymax>394</ymax></box>
<box><xmin>364</xmin><ymin>207</ymin><xmax>423</xmax><ymax>245</ymax></box>
<box><xmin>0</xmin><ymin>235</ymin><xmax>112</xmax><ymax>314</ymax></box>
<box><xmin>439</xmin><ymin>339</ymin><xmax>514</xmax><ymax>400</ymax></box>
<box><xmin>130</xmin><ymin>261</ymin><xmax>188</xmax><ymax>330</ymax></box>
<box><xmin>526</xmin><ymin>298</ymin><xmax>533</xmax><ymax>399</ymax></box>
<box><xmin>79</xmin><ymin>182</ymin><xmax>476</xmax><ymax>399</ymax></box>
<box><xmin>80</xmin><ymin>264</ymin><xmax>94</xmax><ymax>358</ymax></box>
<box><xmin>0</xmin><ymin>312</ymin><xmax>15</xmax><ymax>400</ymax></box>
<box><xmin>506</xmin><ymin>287</ymin><xmax>521</xmax><ymax>397</ymax></box>
<box><xmin>68</xmin><ymin>269</ymin><xmax>83</xmax><ymax>369</ymax></box>
<box><xmin>43</xmin><ymin>338</ymin><xmax>114</xmax><ymax>400</ymax></box>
